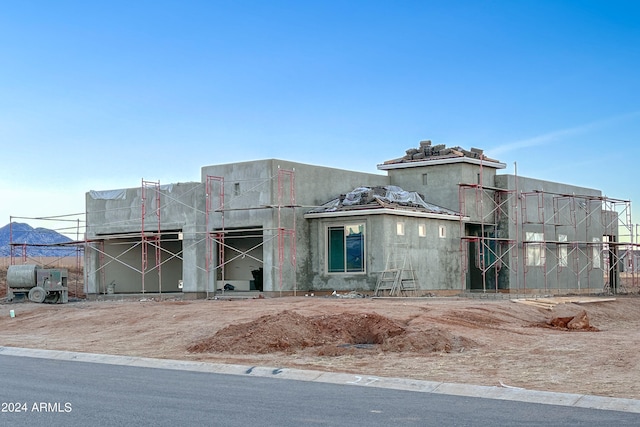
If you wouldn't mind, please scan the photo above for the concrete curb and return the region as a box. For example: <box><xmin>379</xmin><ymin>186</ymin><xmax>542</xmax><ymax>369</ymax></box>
<box><xmin>1</xmin><ymin>345</ymin><xmax>639</xmax><ymax>414</ymax></box>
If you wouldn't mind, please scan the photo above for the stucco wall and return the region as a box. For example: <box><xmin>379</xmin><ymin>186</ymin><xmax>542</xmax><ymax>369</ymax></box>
<box><xmin>84</xmin><ymin>157</ymin><xmax>613</xmax><ymax>296</ymax></box>
<box><xmin>86</xmin><ymin>182</ymin><xmax>205</xmax><ymax>237</ymax></box>
<box><xmin>387</xmin><ymin>161</ymin><xmax>501</xmax><ymax>223</ymax></box>
<box><xmin>307</xmin><ymin>213</ymin><xmax>462</xmax><ymax>292</ymax></box>
<box><xmin>200</xmin><ymin>159</ymin><xmax>389</xmax><ymax>292</ymax></box>
<box><xmin>494</xmin><ymin>174</ymin><xmax>606</xmax><ymax>291</ymax></box>
<box><xmin>85</xmin><ymin>182</ymin><xmax>207</xmax><ymax>295</ymax></box>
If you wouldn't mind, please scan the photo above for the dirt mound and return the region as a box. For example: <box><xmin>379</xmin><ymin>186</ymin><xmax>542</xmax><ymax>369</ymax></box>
<box><xmin>188</xmin><ymin>310</ymin><xmax>474</xmax><ymax>355</ymax></box>
<box><xmin>545</xmin><ymin>310</ymin><xmax>599</xmax><ymax>331</ymax></box>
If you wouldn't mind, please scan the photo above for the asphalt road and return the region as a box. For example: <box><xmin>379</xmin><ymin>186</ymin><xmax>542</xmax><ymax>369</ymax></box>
<box><xmin>1</xmin><ymin>354</ymin><xmax>639</xmax><ymax>426</ymax></box>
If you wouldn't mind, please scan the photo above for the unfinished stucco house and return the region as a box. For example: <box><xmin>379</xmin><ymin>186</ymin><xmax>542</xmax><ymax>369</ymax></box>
<box><xmin>84</xmin><ymin>141</ymin><xmax>631</xmax><ymax>298</ymax></box>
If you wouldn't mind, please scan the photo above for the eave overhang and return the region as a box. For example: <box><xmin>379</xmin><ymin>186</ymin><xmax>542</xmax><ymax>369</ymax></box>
<box><xmin>377</xmin><ymin>156</ymin><xmax>507</xmax><ymax>170</ymax></box>
<box><xmin>304</xmin><ymin>208</ymin><xmax>469</xmax><ymax>222</ymax></box>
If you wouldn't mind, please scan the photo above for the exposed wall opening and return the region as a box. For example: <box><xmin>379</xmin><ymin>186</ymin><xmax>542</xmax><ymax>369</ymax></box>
<box><xmin>94</xmin><ymin>230</ymin><xmax>183</xmax><ymax>294</ymax></box>
<box><xmin>604</xmin><ymin>234</ymin><xmax>618</xmax><ymax>293</ymax></box>
<box><xmin>216</xmin><ymin>227</ymin><xmax>264</xmax><ymax>291</ymax></box>
<box><xmin>464</xmin><ymin>224</ymin><xmax>501</xmax><ymax>291</ymax></box>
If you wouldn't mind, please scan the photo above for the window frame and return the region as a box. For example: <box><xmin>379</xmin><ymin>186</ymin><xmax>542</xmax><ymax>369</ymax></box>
<box><xmin>326</xmin><ymin>223</ymin><xmax>366</xmax><ymax>274</ymax></box>
<box><xmin>558</xmin><ymin>234</ymin><xmax>568</xmax><ymax>268</ymax></box>
<box><xmin>592</xmin><ymin>237</ymin><xmax>601</xmax><ymax>269</ymax></box>
<box><xmin>526</xmin><ymin>232</ymin><xmax>545</xmax><ymax>267</ymax></box>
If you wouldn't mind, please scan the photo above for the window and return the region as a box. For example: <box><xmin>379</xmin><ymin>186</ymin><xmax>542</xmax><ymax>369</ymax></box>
<box><xmin>396</xmin><ymin>222</ymin><xmax>405</xmax><ymax>236</ymax></box>
<box><xmin>526</xmin><ymin>232</ymin><xmax>545</xmax><ymax>266</ymax></box>
<box><xmin>422</xmin><ymin>173</ymin><xmax>428</xmax><ymax>185</ymax></box>
<box><xmin>328</xmin><ymin>224</ymin><xmax>365</xmax><ymax>273</ymax></box>
<box><xmin>418</xmin><ymin>223</ymin><xmax>426</xmax><ymax>237</ymax></box>
<box><xmin>558</xmin><ymin>234</ymin><xmax>568</xmax><ymax>267</ymax></box>
<box><xmin>233</xmin><ymin>182</ymin><xmax>240</xmax><ymax>196</ymax></box>
<box><xmin>439</xmin><ymin>225</ymin><xmax>446</xmax><ymax>238</ymax></box>
<box><xmin>592</xmin><ymin>237</ymin><xmax>601</xmax><ymax>269</ymax></box>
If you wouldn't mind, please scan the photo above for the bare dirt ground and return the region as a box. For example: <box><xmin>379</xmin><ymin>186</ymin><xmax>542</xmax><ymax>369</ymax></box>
<box><xmin>1</xmin><ymin>293</ymin><xmax>640</xmax><ymax>400</ymax></box>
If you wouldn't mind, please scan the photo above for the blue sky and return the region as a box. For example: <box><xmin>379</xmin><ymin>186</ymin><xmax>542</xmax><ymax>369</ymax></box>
<box><xmin>2</xmin><ymin>0</ymin><xmax>639</xmax><ymax>237</ymax></box>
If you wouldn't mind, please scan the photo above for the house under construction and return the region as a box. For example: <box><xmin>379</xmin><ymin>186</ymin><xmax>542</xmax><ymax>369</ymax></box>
<box><xmin>83</xmin><ymin>141</ymin><xmax>636</xmax><ymax>297</ymax></box>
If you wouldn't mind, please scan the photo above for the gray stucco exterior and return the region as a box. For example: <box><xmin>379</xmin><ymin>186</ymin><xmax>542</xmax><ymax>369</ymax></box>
<box><xmin>492</xmin><ymin>174</ymin><xmax>610</xmax><ymax>293</ymax></box>
<box><xmin>84</xmin><ymin>147</ymin><xmax>617</xmax><ymax>297</ymax></box>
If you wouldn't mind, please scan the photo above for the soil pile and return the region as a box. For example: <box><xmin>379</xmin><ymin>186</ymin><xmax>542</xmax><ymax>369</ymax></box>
<box><xmin>188</xmin><ymin>310</ymin><xmax>474</xmax><ymax>356</ymax></box>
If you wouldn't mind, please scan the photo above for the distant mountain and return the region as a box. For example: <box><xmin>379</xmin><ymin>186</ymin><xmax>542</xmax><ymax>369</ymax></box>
<box><xmin>0</xmin><ymin>222</ymin><xmax>77</xmax><ymax>257</ymax></box>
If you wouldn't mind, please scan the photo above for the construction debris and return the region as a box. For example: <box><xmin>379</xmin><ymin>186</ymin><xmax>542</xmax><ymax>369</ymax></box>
<box><xmin>384</xmin><ymin>140</ymin><xmax>500</xmax><ymax>165</ymax></box>
<box><xmin>512</xmin><ymin>296</ymin><xmax>616</xmax><ymax>310</ymax></box>
<box><xmin>307</xmin><ymin>185</ymin><xmax>460</xmax><ymax>216</ymax></box>
<box><xmin>547</xmin><ymin>310</ymin><xmax>598</xmax><ymax>331</ymax></box>
<box><xmin>331</xmin><ymin>290</ymin><xmax>366</xmax><ymax>299</ymax></box>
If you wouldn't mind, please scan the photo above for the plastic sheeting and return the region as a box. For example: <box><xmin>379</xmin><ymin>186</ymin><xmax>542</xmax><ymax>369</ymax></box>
<box><xmin>89</xmin><ymin>189</ymin><xmax>127</xmax><ymax>200</ymax></box>
<box><xmin>310</xmin><ymin>185</ymin><xmax>460</xmax><ymax>215</ymax></box>
<box><xmin>89</xmin><ymin>184</ymin><xmax>174</xmax><ymax>200</ymax></box>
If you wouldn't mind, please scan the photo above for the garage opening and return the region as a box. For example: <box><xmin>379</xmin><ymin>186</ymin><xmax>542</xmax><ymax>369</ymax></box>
<box><xmin>216</xmin><ymin>227</ymin><xmax>264</xmax><ymax>291</ymax></box>
<box><xmin>92</xmin><ymin>230</ymin><xmax>184</xmax><ymax>294</ymax></box>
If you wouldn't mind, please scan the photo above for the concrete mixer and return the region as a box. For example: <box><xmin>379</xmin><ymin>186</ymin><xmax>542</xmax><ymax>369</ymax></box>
<box><xmin>6</xmin><ymin>264</ymin><xmax>69</xmax><ymax>303</ymax></box>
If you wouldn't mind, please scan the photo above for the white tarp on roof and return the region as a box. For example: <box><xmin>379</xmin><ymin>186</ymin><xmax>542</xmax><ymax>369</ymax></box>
<box><xmin>311</xmin><ymin>185</ymin><xmax>459</xmax><ymax>215</ymax></box>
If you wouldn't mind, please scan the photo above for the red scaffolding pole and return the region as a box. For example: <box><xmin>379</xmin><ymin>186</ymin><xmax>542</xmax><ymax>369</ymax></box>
<box><xmin>206</xmin><ymin>176</ymin><xmax>224</xmax><ymax>298</ymax></box>
<box><xmin>141</xmin><ymin>179</ymin><xmax>161</xmax><ymax>294</ymax></box>
<box><xmin>277</xmin><ymin>168</ymin><xmax>296</xmax><ymax>295</ymax></box>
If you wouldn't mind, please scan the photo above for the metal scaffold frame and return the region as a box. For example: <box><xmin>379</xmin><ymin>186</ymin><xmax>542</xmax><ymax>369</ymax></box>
<box><xmin>459</xmin><ymin>178</ymin><xmax>519</xmax><ymax>293</ymax></box>
<box><xmin>205</xmin><ymin>168</ymin><xmax>297</xmax><ymax>296</ymax></box>
<box><xmin>82</xmin><ymin>168</ymin><xmax>298</xmax><ymax>297</ymax></box>
<box><xmin>86</xmin><ymin>180</ymin><xmax>207</xmax><ymax>295</ymax></box>
<box><xmin>601</xmin><ymin>198</ymin><xmax>637</xmax><ymax>293</ymax></box>
<box><xmin>141</xmin><ymin>179</ymin><xmax>162</xmax><ymax>294</ymax></box>
<box><xmin>205</xmin><ymin>175</ymin><xmax>224</xmax><ymax>298</ymax></box>
<box><xmin>459</xmin><ymin>169</ymin><xmax>638</xmax><ymax>295</ymax></box>
<box><xmin>520</xmin><ymin>191</ymin><xmax>637</xmax><ymax>294</ymax></box>
<box><xmin>277</xmin><ymin>168</ymin><xmax>297</xmax><ymax>294</ymax></box>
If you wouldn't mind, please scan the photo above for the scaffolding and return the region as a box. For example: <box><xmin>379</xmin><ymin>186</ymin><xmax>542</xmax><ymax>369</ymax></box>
<box><xmin>277</xmin><ymin>168</ymin><xmax>297</xmax><ymax>294</ymax></box>
<box><xmin>79</xmin><ymin>168</ymin><xmax>298</xmax><ymax>297</ymax></box>
<box><xmin>85</xmin><ymin>180</ymin><xmax>206</xmax><ymax>295</ymax></box>
<box><xmin>459</xmin><ymin>171</ymin><xmax>638</xmax><ymax>295</ymax></box>
<box><xmin>141</xmin><ymin>179</ymin><xmax>162</xmax><ymax>294</ymax></box>
<box><xmin>459</xmin><ymin>181</ymin><xmax>518</xmax><ymax>293</ymax></box>
<box><xmin>206</xmin><ymin>175</ymin><xmax>224</xmax><ymax>298</ymax></box>
<box><xmin>205</xmin><ymin>168</ymin><xmax>297</xmax><ymax>296</ymax></box>
<box><xmin>8</xmin><ymin>158</ymin><xmax>638</xmax><ymax>298</ymax></box>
